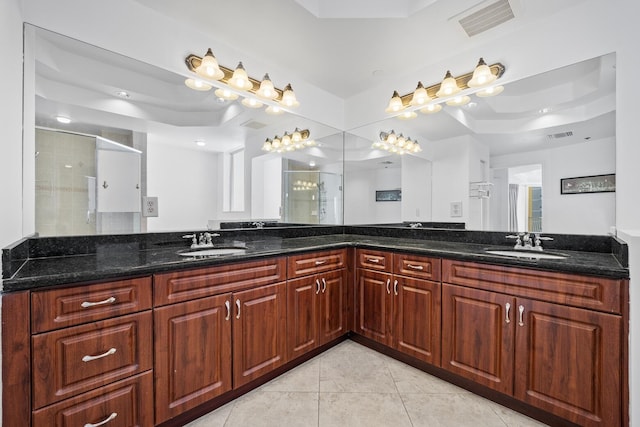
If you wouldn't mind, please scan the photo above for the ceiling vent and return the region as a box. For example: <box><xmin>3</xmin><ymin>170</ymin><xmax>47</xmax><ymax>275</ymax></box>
<box><xmin>240</xmin><ymin>119</ymin><xmax>267</xmax><ymax>130</ymax></box>
<box><xmin>458</xmin><ymin>0</ymin><xmax>515</xmax><ymax>37</ymax></box>
<box><xmin>547</xmin><ymin>131</ymin><xmax>574</xmax><ymax>140</ymax></box>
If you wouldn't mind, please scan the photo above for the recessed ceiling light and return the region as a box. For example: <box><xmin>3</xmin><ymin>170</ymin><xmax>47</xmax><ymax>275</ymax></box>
<box><xmin>539</xmin><ymin>107</ymin><xmax>551</xmax><ymax>114</ymax></box>
<box><xmin>55</xmin><ymin>116</ymin><xmax>71</xmax><ymax>124</ymax></box>
<box><xmin>309</xmin><ymin>160</ymin><xmax>316</xmax><ymax>167</ymax></box>
<box><xmin>195</xmin><ymin>139</ymin><xmax>206</xmax><ymax>147</ymax></box>
<box><xmin>115</xmin><ymin>90</ymin><xmax>130</xmax><ymax>98</ymax></box>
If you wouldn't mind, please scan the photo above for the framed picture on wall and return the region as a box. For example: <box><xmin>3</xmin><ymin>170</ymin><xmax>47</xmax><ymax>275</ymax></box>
<box><xmin>560</xmin><ymin>174</ymin><xmax>616</xmax><ymax>194</ymax></box>
<box><xmin>375</xmin><ymin>189</ymin><xmax>402</xmax><ymax>202</ymax></box>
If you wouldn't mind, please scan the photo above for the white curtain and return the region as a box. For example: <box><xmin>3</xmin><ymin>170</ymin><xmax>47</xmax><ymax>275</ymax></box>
<box><xmin>508</xmin><ymin>184</ymin><xmax>519</xmax><ymax>232</ymax></box>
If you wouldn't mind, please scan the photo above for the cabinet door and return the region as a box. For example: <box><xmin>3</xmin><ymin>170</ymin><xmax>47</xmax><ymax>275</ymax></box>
<box><xmin>319</xmin><ymin>269</ymin><xmax>347</xmax><ymax>345</ymax></box>
<box><xmin>442</xmin><ymin>284</ymin><xmax>515</xmax><ymax>395</ymax></box>
<box><xmin>514</xmin><ymin>299</ymin><xmax>622</xmax><ymax>427</ymax></box>
<box><xmin>287</xmin><ymin>276</ymin><xmax>320</xmax><ymax>360</ymax></box>
<box><xmin>233</xmin><ymin>282</ymin><xmax>287</xmax><ymax>388</ymax></box>
<box><xmin>393</xmin><ymin>276</ymin><xmax>441</xmax><ymax>366</ymax></box>
<box><xmin>356</xmin><ymin>269</ymin><xmax>392</xmax><ymax>345</ymax></box>
<box><xmin>154</xmin><ymin>294</ymin><xmax>232</xmax><ymax>424</ymax></box>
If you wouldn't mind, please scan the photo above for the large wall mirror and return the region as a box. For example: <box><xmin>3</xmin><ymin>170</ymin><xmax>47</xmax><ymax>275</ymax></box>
<box><xmin>344</xmin><ymin>53</ymin><xmax>616</xmax><ymax>235</ymax></box>
<box><xmin>24</xmin><ymin>24</ymin><xmax>344</xmax><ymax>236</ymax></box>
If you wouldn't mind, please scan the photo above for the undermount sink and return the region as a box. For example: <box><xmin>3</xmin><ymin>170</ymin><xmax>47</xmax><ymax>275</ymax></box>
<box><xmin>179</xmin><ymin>247</ymin><xmax>247</xmax><ymax>257</ymax></box>
<box><xmin>484</xmin><ymin>249</ymin><xmax>568</xmax><ymax>260</ymax></box>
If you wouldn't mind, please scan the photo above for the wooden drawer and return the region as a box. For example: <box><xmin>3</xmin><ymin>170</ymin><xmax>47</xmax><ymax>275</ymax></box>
<box><xmin>356</xmin><ymin>249</ymin><xmax>393</xmax><ymax>272</ymax></box>
<box><xmin>31</xmin><ymin>276</ymin><xmax>152</xmax><ymax>333</ymax></box>
<box><xmin>154</xmin><ymin>257</ymin><xmax>286</xmax><ymax>306</ymax></box>
<box><xmin>32</xmin><ymin>372</ymin><xmax>153</xmax><ymax>427</ymax></box>
<box><xmin>442</xmin><ymin>259</ymin><xmax>624</xmax><ymax>314</ymax></box>
<box><xmin>393</xmin><ymin>253</ymin><xmax>441</xmax><ymax>281</ymax></box>
<box><xmin>32</xmin><ymin>311</ymin><xmax>153</xmax><ymax>409</ymax></box>
<box><xmin>287</xmin><ymin>249</ymin><xmax>347</xmax><ymax>279</ymax></box>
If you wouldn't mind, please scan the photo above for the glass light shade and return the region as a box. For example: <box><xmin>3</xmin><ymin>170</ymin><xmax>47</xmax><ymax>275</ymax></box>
<box><xmin>292</xmin><ymin>128</ymin><xmax>302</xmax><ymax>142</ymax></box>
<box><xmin>467</xmin><ymin>58</ymin><xmax>497</xmax><ymax>88</ymax></box>
<box><xmin>436</xmin><ymin>71</ymin><xmax>461</xmax><ymax>97</ymax></box>
<box><xmin>282</xmin><ymin>133</ymin><xmax>292</xmax><ymax>146</ymax></box>
<box><xmin>229</xmin><ymin>62</ymin><xmax>254</xmax><ymax>91</ymax></box>
<box><xmin>397</xmin><ymin>111</ymin><xmax>418</xmax><ymax>120</ymax></box>
<box><xmin>386</xmin><ymin>131</ymin><xmax>397</xmax><ymax>145</ymax></box>
<box><xmin>385</xmin><ymin>91</ymin><xmax>405</xmax><ymax>113</ymax></box>
<box><xmin>446</xmin><ymin>95</ymin><xmax>471</xmax><ymax>106</ymax></box>
<box><xmin>262</xmin><ymin>139</ymin><xmax>273</xmax><ymax>151</ymax></box>
<box><xmin>396</xmin><ymin>134</ymin><xmax>406</xmax><ymax>147</ymax></box>
<box><xmin>265</xmin><ymin>105</ymin><xmax>285</xmax><ymax>115</ymax></box>
<box><xmin>412</xmin><ymin>143</ymin><xmax>422</xmax><ymax>153</ymax></box>
<box><xmin>475</xmin><ymin>85</ymin><xmax>504</xmax><ymax>97</ymax></box>
<box><xmin>185</xmin><ymin>78</ymin><xmax>212</xmax><ymax>91</ymax></box>
<box><xmin>272</xmin><ymin>137</ymin><xmax>281</xmax><ymax>149</ymax></box>
<box><xmin>305</xmin><ymin>139</ymin><xmax>316</xmax><ymax>147</ymax></box>
<box><xmin>241</xmin><ymin>97</ymin><xmax>264</xmax><ymax>108</ymax></box>
<box><xmin>215</xmin><ymin>88</ymin><xmax>239</xmax><ymax>100</ymax></box>
<box><xmin>420</xmin><ymin>103</ymin><xmax>443</xmax><ymax>114</ymax></box>
<box><xmin>410</xmin><ymin>82</ymin><xmax>430</xmax><ymax>106</ymax></box>
<box><xmin>398</xmin><ymin>137</ymin><xmax>407</xmax><ymax>148</ymax></box>
<box><xmin>256</xmin><ymin>74</ymin><xmax>278</xmax><ymax>99</ymax></box>
<box><xmin>196</xmin><ymin>48</ymin><xmax>224</xmax><ymax>80</ymax></box>
<box><xmin>404</xmin><ymin>139</ymin><xmax>413</xmax><ymax>150</ymax></box>
<box><xmin>279</xmin><ymin>84</ymin><xmax>300</xmax><ymax>107</ymax></box>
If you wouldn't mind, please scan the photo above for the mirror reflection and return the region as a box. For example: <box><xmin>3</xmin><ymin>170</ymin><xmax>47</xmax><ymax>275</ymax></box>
<box><xmin>26</xmin><ymin>24</ymin><xmax>344</xmax><ymax>236</ymax></box>
<box><xmin>344</xmin><ymin>53</ymin><xmax>616</xmax><ymax>235</ymax></box>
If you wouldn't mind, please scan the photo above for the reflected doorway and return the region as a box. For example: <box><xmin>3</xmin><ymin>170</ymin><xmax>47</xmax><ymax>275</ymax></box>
<box><xmin>491</xmin><ymin>164</ymin><xmax>542</xmax><ymax>232</ymax></box>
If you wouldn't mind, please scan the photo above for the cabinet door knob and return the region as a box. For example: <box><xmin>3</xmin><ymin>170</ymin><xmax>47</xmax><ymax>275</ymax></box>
<box><xmin>322</xmin><ymin>278</ymin><xmax>327</xmax><ymax>293</ymax></box>
<box><xmin>393</xmin><ymin>280</ymin><xmax>398</xmax><ymax>296</ymax></box>
<box><xmin>236</xmin><ymin>299</ymin><xmax>241</xmax><ymax>319</ymax></box>
<box><xmin>386</xmin><ymin>279</ymin><xmax>391</xmax><ymax>294</ymax></box>
<box><xmin>84</xmin><ymin>412</ymin><xmax>117</xmax><ymax>427</ymax></box>
<box><xmin>518</xmin><ymin>305</ymin><xmax>525</xmax><ymax>326</ymax></box>
<box><xmin>505</xmin><ymin>303</ymin><xmax>511</xmax><ymax>324</ymax></box>
<box><xmin>81</xmin><ymin>296</ymin><xmax>116</xmax><ymax>308</ymax></box>
<box><xmin>82</xmin><ymin>347</ymin><xmax>117</xmax><ymax>362</ymax></box>
<box><xmin>316</xmin><ymin>279</ymin><xmax>321</xmax><ymax>294</ymax></box>
<box><xmin>225</xmin><ymin>300</ymin><xmax>231</xmax><ymax>321</ymax></box>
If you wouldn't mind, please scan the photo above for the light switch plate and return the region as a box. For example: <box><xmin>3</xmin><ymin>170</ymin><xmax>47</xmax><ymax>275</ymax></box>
<box><xmin>450</xmin><ymin>201</ymin><xmax>462</xmax><ymax>217</ymax></box>
<box><xmin>143</xmin><ymin>196</ymin><xmax>159</xmax><ymax>217</ymax></box>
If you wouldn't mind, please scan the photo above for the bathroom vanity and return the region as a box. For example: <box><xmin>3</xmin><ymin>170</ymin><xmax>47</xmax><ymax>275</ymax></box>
<box><xmin>1</xmin><ymin>227</ymin><xmax>629</xmax><ymax>427</ymax></box>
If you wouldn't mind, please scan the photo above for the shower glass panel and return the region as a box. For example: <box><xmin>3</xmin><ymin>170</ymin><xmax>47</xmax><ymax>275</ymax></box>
<box><xmin>282</xmin><ymin>171</ymin><xmax>343</xmax><ymax>224</ymax></box>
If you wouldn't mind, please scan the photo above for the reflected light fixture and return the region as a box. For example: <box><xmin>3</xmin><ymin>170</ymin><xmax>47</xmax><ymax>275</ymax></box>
<box><xmin>185</xmin><ymin>78</ymin><xmax>212</xmax><ymax>91</ymax></box>
<box><xmin>265</xmin><ymin>105</ymin><xmax>285</xmax><ymax>115</ymax></box>
<box><xmin>385</xmin><ymin>59</ymin><xmax>505</xmax><ymax>116</ymax></box>
<box><xmin>262</xmin><ymin>128</ymin><xmax>313</xmax><ymax>152</ymax></box>
<box><xmin>185</xmin><ymin>48</ymin><xmax>300</xmax><ymax>110</ymax></box>
<box><xmin>373</xmin><ymin>130</ymin><xmax>422</xmax><ymax>154</ymax></box>
<box><xmin>55</xmin><ymin>115</ymin><xmax>71</xmax><ymax>124</ymax></box>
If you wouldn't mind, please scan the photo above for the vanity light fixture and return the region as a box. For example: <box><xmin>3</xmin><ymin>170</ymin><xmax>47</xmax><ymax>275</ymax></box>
<box><xmin>185</xmin><ymin>48</ymin><xmax>300</xmax><ymax>110</ymax></box>
<box><xmin>265</xmin><ymin>105</ymin><xmax>285</xmax><ymax>115</ymax></box>
<box><xmin>385</xmin><ymin>58</ymin><xmax>505</xmax><ymax>118</ymax></box>
<box><xmin>373</xmin><ymin>130</ymin><xmax>422</xmax><ymax>155</ymax></box>
<box><xmin>261</xmin><ymin>128</ymin><xmax>314</xmax><ymax>153</ymax></box>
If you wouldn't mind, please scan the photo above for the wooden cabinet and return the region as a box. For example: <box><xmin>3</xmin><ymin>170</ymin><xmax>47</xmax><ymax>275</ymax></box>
<box><xmin>442</xmin><ymin>259</ymin><xmax>623</xmax><ymax>427</ymax></box>
<box><xmin>286</xmin><ymin>250</ymin><xmax>347</xmax><ymax>360</ymax></box>
<box><xmin>153</xmin><ymin>257</ymin><xmax>288</xmax><ymax>423</ymax></box>
<box><xmin>28</xmin><ymin>277</ymin><xmax>153</xmax><ymax>426</ymax></box>
<box><xmin>154</xmin><ymin>293</ymin><xmax>232</xmax><ymax>423</ymax></box>
<box><xmin>355</xmin><ymin>250</ymin><xmax>441</xmax><ymax>365</ymax></box>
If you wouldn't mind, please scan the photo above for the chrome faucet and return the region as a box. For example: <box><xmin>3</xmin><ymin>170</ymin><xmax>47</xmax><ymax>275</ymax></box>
<box><xmin>252</xmin><ymin>221</ymin><xmax>265</xmax><ymax>229</ymax></box>
<box><xmin>183</xmin><ymin>232</ymin><xmax>220</xmax><ymax>249</ymax></box>
<box><xmin>409</xmin><ymin>222</ymin><xmax>423</xmax><ymax>228</ymax></box>
<box><xmin>506</xmin><ymin>232</ymin><xmax>553</xmax><ymax>251</ymax></box>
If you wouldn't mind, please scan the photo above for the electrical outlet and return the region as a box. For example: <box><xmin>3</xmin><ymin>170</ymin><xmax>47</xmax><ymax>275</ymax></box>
<box><xmin>450</xmin><ymin>201</ymin><xmax>462</xmax><ymax>217</ymax></box>
<box><xmin>143</xmin><ymin>196</ymin><xmax>159</xmax><ymax>217</ymax></box>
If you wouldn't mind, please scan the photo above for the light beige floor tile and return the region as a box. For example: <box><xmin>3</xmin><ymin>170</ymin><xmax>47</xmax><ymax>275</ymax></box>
<box><xmin>401</xmin><ymin>392</ymin><xmax>509</xmax><ymax>427</ymax></box>
<box><xmin>386</xmin><ymin>359</ymin><xmax>469</xmax><ymax>394</ymax></box>
<box><xmin>319</xmin><ymin>392</ymin><xmax>412</xmax><ymax>427</ymax></box>
<box><xmin>489</xmin><ymin>401</ymin><xmax>550</xmax><ymax>427</ymax></box>
<box><xmin>260</xmin><ymin>359</ymin><xmax>320</xmax><ymax>392</ymax></box>
<box><xmin>224</xmin><ymin>391</ymin><xmax>319</xmax><ymax>427</ymax></box>
<box><xmin>183</xmin><ymin>400</ymin><xmax>234</xmax><ymax>427</ymax></box>
<box><xmin>319</xmin><ymin>343</ymin><xmax>396</xmax><ymax>392</ymax></box>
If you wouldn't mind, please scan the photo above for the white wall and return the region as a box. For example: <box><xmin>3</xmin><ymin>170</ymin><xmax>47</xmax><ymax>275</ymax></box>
<box><xmin>431</xmin><ymin>137</ymin><xmax>471</xmax><ymax>224</ymax></box>
<box><xmin>401</xmin><ymin>155</ymin><xmax>432</xmax><ymax>222</ymax></box>
<box><xmin>491</xmin><ymin>137</ymin><xmax>616</xmax><ymax>235</ymax></box>
<box><xmin>344</xmin><ymin>166</ymin><xmax>401</xmax><ymax>224</ymax></box>
<box><xmin>146</xmin><ymin>143</ymin><xmax>218</xmax><ymax>232</ymax></box>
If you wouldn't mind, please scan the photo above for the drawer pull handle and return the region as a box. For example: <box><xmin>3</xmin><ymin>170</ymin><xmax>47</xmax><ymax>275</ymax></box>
<box><xmin>386</xmin><ymin>279</ymin><xmax>391</xmax><ymax>294</ymax></box>
<box><xmin>84</xmin><ymin>412</ymin><xmax>117</xmax><ymax>427</ymax></box>
<box><xmin>365</xmin><ymin>258</ymin><xmax>380</xmax><ymax>263</ymax></box>
<box><xmin>315</xmin><ymin>260</ymin><xmax>327</xmax><ymax>266</ymax></box>
<box><xmin>393</xmin><ymin>280</ymin><xmax>398</xmax><ymax>296</ymax></box>
<box><xmin>225</xmin><ymin>300</ymin><xmax>230</xmax><ymax>321</ymax></box>
<box><xmin>316</xmin><ymin>279</ymin><xmax>321</xmax><ymax>294</ymax></box>
<box><xmin>518</xmin><ymin>305</ymin><xmax>525</xmax><ymax>326</ymax></box>
<box><xmin>81</xmin><ymin>296</ymin><xmax>116</xmax><ymax>308</ymax></box>
<box><xmin>82</xmin><ymin>348</ymin><xmax>116</xmax><ymax>362</ymax></box>
<box><xmin>322</xmin><ymin>278</ymin><xmax>327</xmax><ymax>293</ymax></box>
<box><xmin>406</xmin><ymin>264</ymin><xmax>424</xmax><ymax>270</ymax></box>
<box><xmin>505</xmin><ymin>303</ymin><xmax>511</xmax><ymax>324</ymax></box>
<box><xmin>236</xmin><ymin>299</ymin><xmax>241</xmax><ymax>319</ymax></box>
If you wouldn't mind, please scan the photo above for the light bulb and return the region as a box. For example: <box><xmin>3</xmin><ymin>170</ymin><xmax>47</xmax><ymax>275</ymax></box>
<box><xmin>196</xmin><ymin>48</ymin><xmax>224</xmax><ymax>80</ymax></box>
<box><xmin>468</xmin><ymin>58</ymin><xmax>497</xmax><ymax>88</ymax></box>
<box><xmin>410</xmin><ymin>82</ymin><xmax>430</xmax><ymax>106</ymax></box>
<box><xmin>256</xmin><ymin>74</ymin><xmax>277</xmax><ymax>99</ymax></box>
<box><xmin>229</xmin><ymin>62</ymin><xmax>254</xmax><ymax>91</ymax></box>
<box><xmin>279</xmin><ymin>83</ymin><xmax>299</xmax><ymax>107</ymax></box>
<box><xmin>215</xmin><ymin>88</ymin><xmax>239</xmax><ymax>101</ymax></box>
<box><xmin>436</xmin><ymin>70</ymin><xmax>461</xmax><ymax>97</ymax></box>
<box><xmin>385</xmin><ymin>91</ymin><xmax>405</xmax><ymax>113</ymax></box>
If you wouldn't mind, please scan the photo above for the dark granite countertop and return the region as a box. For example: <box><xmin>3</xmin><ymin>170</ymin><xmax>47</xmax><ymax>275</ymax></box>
<box><xmin>2</xmin><ymin>229</ymin><xmax>629</xmax><ymax>292</ymax></box>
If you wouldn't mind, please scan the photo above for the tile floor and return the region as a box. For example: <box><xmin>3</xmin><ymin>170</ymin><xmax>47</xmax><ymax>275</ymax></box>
<box><xmin>186</xmin><ymin>340</ymin><xmax>548</xmax><ymax>427</ymax></box>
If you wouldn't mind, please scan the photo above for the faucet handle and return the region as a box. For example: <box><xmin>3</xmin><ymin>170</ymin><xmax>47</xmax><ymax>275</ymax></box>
<box><xmin>182</xmin><ymin>234</ymin><xmax>198</xmax><ymax>247</ymax></box>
